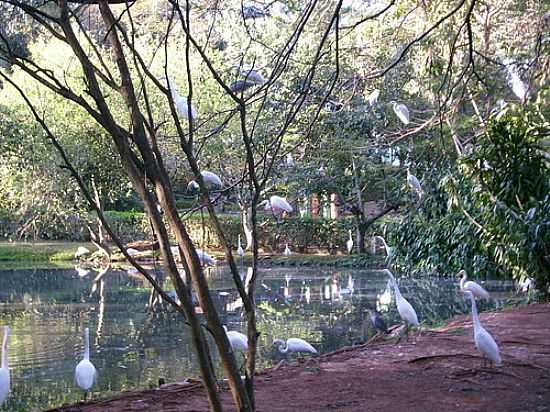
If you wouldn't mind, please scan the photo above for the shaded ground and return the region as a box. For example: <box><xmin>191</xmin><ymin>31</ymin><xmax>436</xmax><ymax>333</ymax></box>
<box><xmin>48</xmin><ymin>304</ymin><xmax>550</xmax><ymax>412</ymax></box>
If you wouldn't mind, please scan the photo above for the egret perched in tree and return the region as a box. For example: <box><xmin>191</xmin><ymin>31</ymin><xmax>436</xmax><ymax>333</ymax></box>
<box><xmin>232</xmin><ymin>66</ymin><xmax>267</xmax><ymax>85</ymax></box>
<box><xmin>502</xmin><ymin>58</ymin><xmax>528</xmax><ymax>101</ymax></box>
<box><xmin>464</xmin><ymin>291</ymin><xmax>502</xmax><ymax>367</ymax></box>
<box><xmin>187</xmin><ymin>170</ymin><xmax>223</xmax><ymax>192</ymax></box>
<box><xmin>367</xmin><ymin>89</ymin><xmax>380</xmax><ymax>106</ymax></box>
<box><xmin>230</xmin><ymin>79</ymin><xmax>256</xmax><ymax>93</ymax></box>
<box><xmin>284</xmin><ymin>243</ymin><xmax>292</xmax><ymax>256</ymax></box>
<box><xmin>0</xmin><ymin>326</ymin><xmax>10</xmax><ymax>407</ymax></box>
<box><xmin>260</xmin><ymin>195</ymin><xmax>293</xmax><ymax>220</ymax></box>
<box><xmin>237</xmin><ymin>234</ymin><xmax>245</xmax><ymax>258</ymax></box>
<box><xmin>273</xmin><ymin>338</ymin><xmax>317</xmax><ymax>355</ymax></box>
<box><xmin>457</xmin><ymin>270</ymin><xmax>490</xmax><ymax>300</ymax></box>
<box><xmin>384</xmin><ymin>269</ymin><xmax>419</xmax><ymax>339</ymax></box>
<box><xmin>346</xmin><ymin>230</ymin><xmax>354</xmax><ymax>254</ymax></box>
<box><xmin>75</xmin><ymin>246</ymin><xmax>91</xmax><ymax>259</ymax></box>
<box><xmin>391</xmin><ymin>101</ymin><xmax>410</xmax><ymax>125</ymax></box>
<box><xmin>406</xmin><ymin>168</ymin><xmax>423</xmax><ymax>199</ymax></box>
<box><xmin>75</xmin><ymin>328</ymin><xmax>97</xmax><ymax>393</ymax></box>
<box><xmin>367</xmin><ymin>309</ymin><xmax>389</xmax><ymax>335</ymax></box>
<box><xmin>223</xmin><ymin>326</ymin><xmax>248</xmax><ymax>353</ymax></box>
<box><xmin>167</xmin><ymin>76</ymin><xmax>198</xmax><ymax>121</ymax></box>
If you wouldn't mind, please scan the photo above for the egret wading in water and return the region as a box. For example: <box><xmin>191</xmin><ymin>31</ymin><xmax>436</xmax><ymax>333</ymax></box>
<box><xmin>464</xmin><ymin>291</ymin><xmax>502</xmax><ymax>367</ymax></box>
<box><xmin>75</xmin><ymin>328</ymin><xmax>97</xmax><ymax>396</ymax></box>
<box><xmin>0</xmin><ymin>326</ymin><xmax>10</xmax><ymax>407</ymax></box>
<box><xmin>167</xmin><ymin>76</ymin><xmax>198</xmax><ymax>122</ymax></box>
<box><xmin>346</xmin><ymin>230</ymin><xmax>354</xmax><ymax>254</ymax></box>
<box><xmin>457</xmin><ymin>270</ymin><xmax>490</xmax><ymax>301</ymax></box>
<box><xmin>406</xmin><ymin>168</ymin><xmax>423</xmax><ymax>200</ymax></box>
<box><xmin>273</xmin><ymin>338</ymin><xmax>317</xmax><ymax>357</ymax></box>
<box><xmin>391</xmin><ymin>101</ymin><xmax>410</xmax><ymax>125</ymax></box>
<box><xmin>384</xmin><ymin>269</ymin><xmax>419</xmax><ymax>341</ymax></box>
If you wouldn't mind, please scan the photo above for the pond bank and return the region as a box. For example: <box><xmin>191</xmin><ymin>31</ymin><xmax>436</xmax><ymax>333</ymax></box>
<box><xmin>47</xmin><ymin>303</ymin><xmax>550</xmax><ymax>412</ymax></box>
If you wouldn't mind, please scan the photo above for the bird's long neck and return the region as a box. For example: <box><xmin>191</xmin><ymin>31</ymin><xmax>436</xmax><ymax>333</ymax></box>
<box><xmin>392</xmin><ymin>280</ymin><xmax>403</xmax><ymax>301</ymax></box>
<box><xmin>469</xmin><ymin>294</ymin><xmax>481</xmax><ymax>331</ymax></box>
<box><xmin>1</xmin><ymin>328</ymin><xmax>8</xmax><ymax>369</ymax></box>
<box><xmin>278</xmin><ymin>342</ymin><xmax>289</xmax><ymax>354</ymax></box>
<box><xmin>460</xmin><ymin>273</ymin><xmax>467</xmax><ymax>291</ymax></box>
<box><xmin>377</xmin><ymin>236</ymin><xmax>388</xmax><ymax>249</ymax></box>
<box><xmin>84</xmin><ymin>328</ymin><xmax>90</xmax><ymax>360</ymax></box>
<box><xmin>238</xmin><ymin>235</ymin><xmax>242</xmax><ymax>249</ymax></box>
<box><xmin>349</xmin><ymin>230</ymin><xmax>352</xmax><ymax>241</ymax></box>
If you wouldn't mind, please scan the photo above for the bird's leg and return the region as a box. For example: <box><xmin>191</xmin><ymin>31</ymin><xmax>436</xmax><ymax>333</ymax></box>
<box><xmin>405</xmin><ymin>323</ymin><xmax>409</xmax><ymax>342</ymax></box>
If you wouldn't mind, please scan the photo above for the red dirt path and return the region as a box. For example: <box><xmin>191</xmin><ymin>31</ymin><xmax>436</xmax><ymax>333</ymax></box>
<box><xmin>48</xmin><ymin>304</ymin><xmax>550</xmax><ymax>412</ymax></box>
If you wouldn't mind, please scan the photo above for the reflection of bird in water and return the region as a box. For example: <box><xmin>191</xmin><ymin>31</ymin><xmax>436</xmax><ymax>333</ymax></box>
<box><xmin>367</xmin><ymin>309</ymin><xmax>389</xmax><ymax>335</ymax></box>
<box><xmin>457</xmin><ymin>270</ymin><xmax>490</xmax><ymax>300</ymax></box>
<box><xmin>0</xmin><ymin>326</ymin><xmax>11</xmax><ymax>407</ymax></box>
<box><xmin>304</xmin><ymin>286</ymin><xmax>311</xmax><ymax>304</ymax></box>
<box><xmin>464</xmin><ymin>291</ymin><xmax>501</xmax><ymax>367</ymax></box>
<box><xmin>75</xmin><ymin>328</ymin><xmax>97</xmax><ymax>395</ymax></box>
<box><xmin>273</xmin><ymin>338</ymin><xmax>317</xmax><ymax>355</ymax></box>
<box><xmin>341</xmin><ymin>275</ymin><xmax>355</xmax><ymax>295</ymax></box>
<box><xmin>285</xmin><ymin>274</ymin><xmax>292</xmax><ymax>288</ymax></box>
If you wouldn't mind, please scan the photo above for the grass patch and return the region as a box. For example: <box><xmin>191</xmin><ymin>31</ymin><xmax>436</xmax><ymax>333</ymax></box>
<box><xmin>0</xmin><ymin>241</ymin><xmax>87</xmax><ymax>263</ymax></box>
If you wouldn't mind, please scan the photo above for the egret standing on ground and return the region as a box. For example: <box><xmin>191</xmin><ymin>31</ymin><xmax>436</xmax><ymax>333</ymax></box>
<box><xmin>223</xmin><ymin>326</ymin><xmax>248</xmax><ymax>353</ymax></box>
<box><xmin>75</xmin><ymin>328</ymin><xmax>97</xmax><ymax>394</ymax></box>
<box><xmin>384</xmin><ymin>269</ymin><xmax>419</xmax><ymax>340</ymax></box>
<box><xmin>273</xmin><ymin>338</ymin><xmax>317</xmax><ymax>355</ymax></box>
<box><xmin>237</xmin><ymin>234</ymin><xmax>245</xmax><ymax>258</ymax></box>
<box><xmin>167</xmin><ymin>76</ymin><xmax>198</xmax><ymax>121</ymax></box>
<box><xmin>391</xmin><ymin>101</ymin><xmax>410</xmax><ymax>125</ymax></box>
<box><xmin>284</xmin><ymin>243</ymin><xmax>292</xmax><ymax>256</ymax></box>
<box><xmin>406</xmin><ymin>168</ymin><xmax>423</xmax><ymax>200</ymax></box>
<box><xmin>464</xmin><ymin>291</ymin><xmax>502</xmax><ymax>367</ymax></box>
<box><xmin>457</xmin><ymin>270</ymin><xmax>490</xmax><ymax>300</ymax></box>
<box><xmin>0</xmin><ymin>326</ymin><xmax>10</xmax><ymax>407</ymax></box>
<box><xmin>346</xmin><ymin>230</ymin><xmax>354</xmax><ymax>254</ymax></box>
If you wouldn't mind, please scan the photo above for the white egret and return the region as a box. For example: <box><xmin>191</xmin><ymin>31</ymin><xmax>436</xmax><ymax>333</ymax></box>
<box><xmin>503</xmin><ymin>59</ymin><xmax>528</xmax><ymax>101</ymax></box>
<box><xmin>391</xmin><ymin>101</ymin><xmax>410</xmax><ymax>125</ymax></box>
<box><xmin>167</xmin><ymin>76</ymin><xmax>198</xmax><ymax>121</ymax></box>
<box><xmin>223</xmin><ymin>326</ymin><xmax>248</xmax><ymax>353</ymax></box>
<box><xmin>75</xmin><ymin>246</ymin><xmax>91</xmax><ymax>259</ymax></box>
<box><xmin>346</xmin><ymin>230</ymin><xmax>354</xmax><ymax>254</ymax></box>
<box><xmin>464</xmin><ymin>291</ymin><xmax>502</xmax><ymax>367</ymax></box>
<box><xmin>284</xmin><ymin>243</ymin><xmax>292</xmax><ymax>256</ymax></box>
<box><xmin>517</xmin><ymin>276</ymin><xmax>534</xmax><ymax>293</ymax></box>
<box><xmin>367</xmin><ymin>89</ymin><xmax>380</xmax><ymax>106</ymax></box>
<box><xmin>273</xmin><ymin>338</ymin><xmax>317</xmax><ymax>355</ymax></box>
<box><xmin>196</xmin><ymin>249</ymin><xmax>216</xmax><ymax>267</ymax></box>
<box><xmin>374</xmin><ymin>236</ymin><xmax>393</xmax><ymax>260</ymax></box>
<box><xmin>261</xmin><ymin>195</ymin><xmax>293</xmax><ymax>219</ymax></box>
<box><xmin>406</xmin><ymin>168</ymin><xmax>423</xmax><ymax>199</ymax></box>
<box><xmin>341</xmin><ymin>275</ymin><xmax>355</xmax><ymax>295</ymax></box>
<box><xmin>237</xmin><ymin>234</ymin><xmax>245</xmax><ymax>258</ymax></box>
<box><xmin>0</xmin><ymin>326</ymin><xmax>10</xmax><ymax>407</ymax></box>
<box><xmin>457</xmin><ymin>270</ymin><xmax>490</xmax><ymax>300</ymax></box>
<box><xmin>384</xmin><ymin>269</ymin><xmax>419</xmax><ymax>339</ymax></box>
<box><xmin>286</xmin><ymin>153</ymin><xmax>294</xmax><ymax>167</ymax></box>
<box><xmin>75</xmin><ymin>266</ymin><xmax>91</xmax><ymax>278</ymax></box>
<box><xmin>75</xmin><ymin>328</ymin><xmax>97</xmax><ymax>392</ymax></box>
<box><xmin>188</xmin><ymin>170</ymin><xmax>223</xmax><ymax>192</ymax></box>
<box><xmin>126</xmin><ymin>248</ymin><xmax>139</xmax><ymax>257</ymax></box>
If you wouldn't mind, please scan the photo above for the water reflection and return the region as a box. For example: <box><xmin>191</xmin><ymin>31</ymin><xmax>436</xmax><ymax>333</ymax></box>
<box><xmin>0</xmin><ymin>266</ymin><xmax>516</xmax><ymax>411</ymax></box>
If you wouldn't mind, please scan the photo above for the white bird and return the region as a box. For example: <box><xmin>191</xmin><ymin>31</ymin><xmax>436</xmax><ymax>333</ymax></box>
<box><xmin>261</xmin><ymin>195</ymin><xmax>293</xmax><ymax>219</ymax></box>
<box><xmin>237</xmin><ymin>234</ymin><xmax>245</xmax><ymax>258</ymax></box>
<box><xmin>284</xmin><ymin>243</ymin><xmax>292</xmax><ymax>256</ymax></box>
<box><xmin>464</xmin><ymin>291</ymin><xmax>502</xmax><ymax>367</ymax></box>
<box><xmin>406</xmin><ymin>168</ymin><xmax>423</xmax><ymax>199</ymax></box>
<box><xmin>273</xmin><ymin>338</ymin><xmax>317</xmax><ymax>355</ymax></box>
<box><xmin>223</xmin><ymin>326</ymin><xmax>248</xmax><ymax>352</ymax></box>
<box><xmin>286</xmin><ymin>153</ymin><xmax>294</xmax><ymax>167</ymax></box>
<box><xmin>503</xmin><ymin>59</ymin><xmax>528</xmax><ymax>101</ymax></box>
<box><xmin>391</xmin><ymin>101</ymin><xmax>410</xmax><ymax>125</ymax></box>
<box><xmin>367</xmin><ymin>89</ymin><xmax>380</xmax><ymax>106</ymax></box>
<box><xmin>346</xmin><ymin>230</ymin><xmax>354</xmax><ymax>254</ymax></box>
<box><xmin>187</xmin><ymin>171</ymin><xmax>223</xmax><ymax>192</ymax></box>
<box><xmin>0</xmin><ymin>326</ymin><xmax>10</xmax><ymax>407</ymax></box>
<box><xmin>341</xmin><ymin>275</ymin><xmax>355</xmax><ymax>295</ymax></box>
<box><xmin>374</xmin><ymin>236</ymin><xmax>394</xmax><ymax>261</ymax></box>
<box><xmin>75</xmin><ymin>246</ymin><xmax>91</xmax><ymax>259</ymax></box>
<box><xmin>384</xmin><ymin>269</ymin><xmax>419</xmax><ymax>338</ymax></box>
<box><xmin>517</xmin><ymin>276</ymin><xmax>534</xmax><ymax>293</ymax></box>
<box><xmin>457</xmin><ymin>270</ymin><xmax>490</xmax><ymax>300</ymax></box>
<box><xmin>241</xmin><ymin>69</ymin><xmax>266</xmax><ymax>85</ymax></box>
<box><xmin>167</xmin><ymin>76</ymin><xmax>198</xmax><ymax>121</ymax></box>
<box><xmin>196</xmin><ymin>249</ymin><xmax>216</xmax><ymax>266</ymax></box>
<box><xmin>75</xmin><ymin>328</ymin><xmax>97</xmax><ymax>392</ymax></box>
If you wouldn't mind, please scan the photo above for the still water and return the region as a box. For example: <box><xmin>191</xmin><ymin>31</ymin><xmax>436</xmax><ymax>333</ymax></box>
<box><xmin>0</xmin><ymin>265</ymin><xmax>517</xmax><ymax>411</ymax></box>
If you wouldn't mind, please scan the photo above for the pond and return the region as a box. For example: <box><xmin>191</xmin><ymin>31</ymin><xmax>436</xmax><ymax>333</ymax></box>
<box><xmin>0</xmin><ymin>265</ymin><xmax>517</xmax><ymax>411</ymax></box>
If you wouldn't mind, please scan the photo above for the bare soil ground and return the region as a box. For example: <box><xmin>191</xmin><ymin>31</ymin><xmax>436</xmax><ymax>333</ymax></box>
<box><xmin>48</xmin><ymin>304</ymin><xmax>550</xmax><ymax>412</ymax></box>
